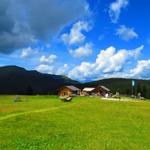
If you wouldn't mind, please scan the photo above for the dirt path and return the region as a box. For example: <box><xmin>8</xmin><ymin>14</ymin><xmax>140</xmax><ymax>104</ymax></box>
<box><xmin>0</xmin><ymin>103</ymin><xmax>75</xmax><ymax>121</ymax></box>
<box><xmin>101</xmin><ymin>98</ymin><xmax>144</xmax><ymax>102</ymax></box>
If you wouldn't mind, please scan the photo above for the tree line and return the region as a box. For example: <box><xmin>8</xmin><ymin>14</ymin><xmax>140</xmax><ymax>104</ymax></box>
<box><xmin>126</xmin><ymin>83</ymin><xmax>150</xmax><ymax>99</ymax></box>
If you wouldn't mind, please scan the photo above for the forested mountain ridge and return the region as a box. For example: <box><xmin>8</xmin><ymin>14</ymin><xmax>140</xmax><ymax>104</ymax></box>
<box><xmin>0</xmin><ymin>66</ymin><xmax>150</xmax><ymax>98</ymax></box>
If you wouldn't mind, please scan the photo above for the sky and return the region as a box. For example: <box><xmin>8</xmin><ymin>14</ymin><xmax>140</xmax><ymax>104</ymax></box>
<box><xmin>0</xmin><ymin>0</ymin><xmax>150</xmax><ymax>82</ymax></box>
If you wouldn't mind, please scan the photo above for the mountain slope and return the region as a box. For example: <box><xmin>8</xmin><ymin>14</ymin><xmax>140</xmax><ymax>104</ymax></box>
<box><xmin>0</xmin><ymin>66</ymin><xmax>79</xmax><ymax>94</ymax></box>
<box><xmin>0</xmin><ymin>66</ymin><xmax>150</xmax><ymax>98</ymax></box>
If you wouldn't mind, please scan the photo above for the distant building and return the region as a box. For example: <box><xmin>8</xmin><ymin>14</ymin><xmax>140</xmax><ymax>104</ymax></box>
<box><xmin>58</xmin><ymin>85</ymin><xmax>81</xmax><ymax>97</ymax></box>
<box><xmin>82</xmin><ymin>88</ymin><xmax>95</xmax><ymax>96</ymax></box>
<box><xmin>98</xmin><ymin>86</ymin><xmax>111</xmax><ymax>97</ymax></box>
<box><xmin>82</xmin><ymin>85</ymin><xmax>111</xmax><ymax>97</ymax></box>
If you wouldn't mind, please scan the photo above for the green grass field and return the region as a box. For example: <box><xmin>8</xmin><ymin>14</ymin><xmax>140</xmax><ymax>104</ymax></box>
<box><xmin>0</xmin><ymin>96</ymin><xmax>150</xmax><ymax>150</ymax></box>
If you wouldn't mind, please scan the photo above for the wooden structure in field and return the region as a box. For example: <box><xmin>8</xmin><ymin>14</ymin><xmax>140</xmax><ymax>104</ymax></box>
<box><xmin>82</xmin><ymin>85</ymin><xmax>110</xmax><ymax>97</ymax></box>
<box><xmin>58</xmin><ymin>85</ymin><xmax>81</xmax><ymax>97</ymax></box>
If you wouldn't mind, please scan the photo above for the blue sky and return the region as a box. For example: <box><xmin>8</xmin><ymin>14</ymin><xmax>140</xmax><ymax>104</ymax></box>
<box><xmin>0</xmin><ymin>0</ymin><xmax>150</xmax><ymax>81</ymax></box>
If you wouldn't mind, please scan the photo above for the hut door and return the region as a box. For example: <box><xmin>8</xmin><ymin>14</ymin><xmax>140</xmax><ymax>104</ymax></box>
<box><xmin>64</xmin><ymin>92</ymin><xmax>68</xmax><ymax>96</ymax></box>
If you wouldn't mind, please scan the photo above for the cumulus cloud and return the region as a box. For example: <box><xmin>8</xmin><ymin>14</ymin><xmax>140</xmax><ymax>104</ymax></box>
<box><xmin>36</xmin><ymin>63</ymin><xmax>68</xmax><ymax>75</ymax></box>
<box><xmin>0</xmin><ymin>0</ymin><xmax>89</xmax><ymax>54</ymax></box>
<box><xmin>36</xmin><ymin>64</ymin><xmax>55</xmax><ymax>74</ymax></box>
<box><xmin>56</xmin><ymin>64</ymin><xmax>69</xmax><ymax>75</ymax></box>
<box><xmin>130</xmin><ymin>60</ymin><xmax>150</xmax><ymax>79</ymax></box>
<box><xmin>69</xmin><ymin>43</ymin><xmax>93</xmax><ymax>58</ymax></box>
<box><xmin>20</xmin><ymin>47</ymin><xmax>38</xmax><ymax>58</ymax></box>
<box><xmin>61</xmin><ymin>21</ymin><xmax>91</xmax><ymax>45</ymax></box>
<box><xmin>109</xmin><ymin>0</ymin><xmax>129</xmax><ymax>23</ymax></box>
<box><xmin>40</xmin><ymin>55</ymin><xmax>57</xmax><ymax>64</ymax></box>
<box><xmin>116</xmin><ymin>25</ymin><xmax>138</xmax><ymax>41</ymax></box>
<box><xmin>36</xmin><ymin>54</ymin><xmax>69</xmax><ymax>75</ymax></box>
<box><xmin>68</xmin><ymin>45</ymin><xmax>144</xmax><ymax>81</ymax></box>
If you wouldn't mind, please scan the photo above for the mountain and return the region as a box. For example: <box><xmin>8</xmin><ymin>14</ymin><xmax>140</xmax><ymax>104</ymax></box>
<box><xmin>0</xmin><ymin>66</ymin><xmax>150</xmax><ymax>98</ymax></box>
<box><xmin>0</xmin><ymin>66</ymin><xmax>79</xmax><ymax>95</ymax></box>
<box><xmin>82</xmin><ymin>78</ymin><xmax>150</xmax><ymax>98</ymax></box>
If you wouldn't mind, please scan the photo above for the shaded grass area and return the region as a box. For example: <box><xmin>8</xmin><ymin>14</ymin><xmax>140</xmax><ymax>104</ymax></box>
<box><xmin>0</xmin><ymin>96</ymin><xmax>150</xmax><ymax>150</ymax></box>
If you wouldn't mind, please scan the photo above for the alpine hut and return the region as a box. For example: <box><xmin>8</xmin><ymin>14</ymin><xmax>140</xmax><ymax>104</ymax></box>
<box><xmin>58</xmin><ymin>85</ymin><xmax>81</xmax><ymax>97</ymax></box>
<box><xmin>82</xmin><ymin>85</ymin><xmax>111</xmax><ymax>97</ymax></box>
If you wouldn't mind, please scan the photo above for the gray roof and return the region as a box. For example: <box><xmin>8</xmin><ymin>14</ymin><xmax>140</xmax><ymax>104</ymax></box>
<box><xmin>66</xmin><ymin>85</ymin><xmax>80</xmax><ymax>91</ymax></box>
<box><xmin>100</xmin><ymin>86</ymin><xmax>110</xmax><ymax>92</ymax></box>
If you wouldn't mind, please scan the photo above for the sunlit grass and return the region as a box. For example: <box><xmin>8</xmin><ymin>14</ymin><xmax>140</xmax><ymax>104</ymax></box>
<box><xmin>0</xmin><ymin>96</ymin><xmax>150</xmax><ymax>150</ymax></box>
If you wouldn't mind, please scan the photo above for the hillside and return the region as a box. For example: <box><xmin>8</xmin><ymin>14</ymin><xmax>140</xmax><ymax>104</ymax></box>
<box><xmin>82</xmin><ymin>78</ymin><xmax>150</xmax><ymax>98</ymax></box>
<box><xmin>0</xmin><ymin>66</ymin><xmax>150</xmax><ymax>98</ymax></box>
<box><xmin>0</xmin><ymin>66</ymin><xmax>79</xmax><ymax>95</ymax></box>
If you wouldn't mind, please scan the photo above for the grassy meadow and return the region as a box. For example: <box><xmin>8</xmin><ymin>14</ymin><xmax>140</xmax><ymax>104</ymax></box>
<box><xmin>0</xmin><ymin>96</ymin><xmax>150</xmax><ymax>150</ymax></box>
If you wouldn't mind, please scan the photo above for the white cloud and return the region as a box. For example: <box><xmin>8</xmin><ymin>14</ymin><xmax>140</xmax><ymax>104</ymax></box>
<box><xmin>61</xmin><ymin>21</ymin><xmax>91</xmax><ymax>45</ymax></box>
<box><xmin>20</xmin><ymin>47</ymin><xmax>38</xmax><ymax>58</ymax></box>
<box><xmin>56</xmin><ymin>64</ymin><xmax>68</xmax><ymax>75</ymax></box>
<box><xmin>40</xmin><ymin>55</ymin><xmax>57</xmax><ymax>64</ymax></box>
<box><xmin>36</xmin><ymin>63</ymin><xmax>68</xmax><ymax>75</ymax></box>
<box><xmin>68</xmin><ymin>45</ymin><xmax>144</xmax><ymax>81</ymax></box>
<box><xmin>116</xmin><ymin>25</ymin><xmax>138</xmax><ymax>41</ymax></box>
<box><xmin>130</xmin><ymin>60</ymin><xmax>150</xmax><ymax>79</ymax></box>
<box><xmin>36</xmin><ymin>64</ymin><xmax>55</xmax><ymax>74</ymax></box>
<box><xmin>69</xmin><ymin>43</ymin><xmax>93</xmax><ymax>58</ymax></box>
<box><xmin>69</xmin><ymin>62</ymin><xmax>95</xmax><ymax>81</ymax></box>
<box><xmin>36</xmin><ymin>54</ymin><xmax>68</xmax><ymax>75</ymax></box>
<box><xmin>109</xmin><ymin>0</ymin><xmax>129</xmax><ymax>23</ymax></box>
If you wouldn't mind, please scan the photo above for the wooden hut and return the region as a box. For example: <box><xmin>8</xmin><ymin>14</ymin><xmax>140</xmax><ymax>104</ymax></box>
<box><xmin>82</xmin><ymin>85</ymin><xmax>110</xmax><ymax>97</ymax></box>
<box><xmin>82</xmin><ymin>87</ymin><xmax>95</xmax><ymax>96</ymax></box>
<box><xmin>96</xmin><ymin>85</ymin><xmax>111</xmax><ymax>97</ymax></box>
<box><xmin>58</xmin><ymin>85</ymin><xmax>80</xmax><ymax>97</ymax></box>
